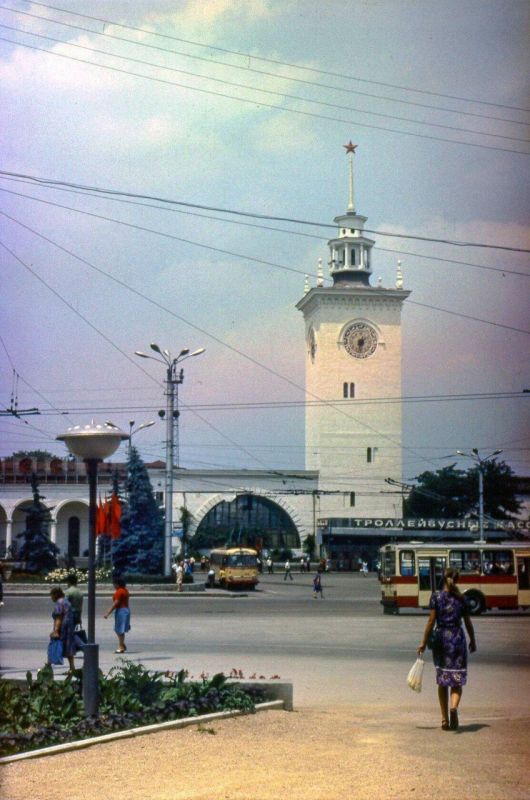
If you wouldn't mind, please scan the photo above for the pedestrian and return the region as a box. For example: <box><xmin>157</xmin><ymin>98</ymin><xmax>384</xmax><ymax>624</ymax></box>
<box><xmin>65</xmin><ymin>572</ymin><xmax>83</xmax><ymax>628</ymax></box>
<box><xmin>175</xmin><ymin>561</ymin><xmax>184</xmax><ymax>592</ymax></box>
<box><xmin>104</xmin><ymin>577</ymin><xmax>131</xmax><ymax>654</ymax></box>
<box><xmin>284</xmin><ymin>559</ymin><xmax>293</xmax><ymax>581</ymax></box>
<box><xmin>200</xmin><ymin>555</ymin><xmax>206</xmax><ymax>572</ymax></box>
<box><xmin>266</xmin><ymin>557</ymin><xmax>273</xmax><ymax>574</ymax></box>
<box><xmin>0</xmin><ymin>560</ymin><xmax>5</xmax><ymax>607</ymax></box>
<box><xmin>417</xmin><ymin>567</ymin><xmax>477</xmax><ymax>731</ymax></box>
<box><xmin>48</xmin><ymin>587</ymin><xmax>76</xmax><ymax>671</ymax></box>
<box><xmin>189</xmin><ymin>556</ymin><xmax>195</xmax><ymax>573</ymax></box>
<box><xmin>361</xmin><ymin>560</ymin><xmax>368</xmax><ymax>576</ymax></box>
<box><xmin>313</xmin><ymin>569</ymin><xmax>323</xmax><ymax>599</ymax></box>
<box><xmin>300</xmin><ymin>557</ymin><xmax>305</xmax><ymax>573</ymax></box>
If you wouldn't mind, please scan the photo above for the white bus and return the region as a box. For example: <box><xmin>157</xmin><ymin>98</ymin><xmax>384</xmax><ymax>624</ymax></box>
<box><xmin>379</xmin><ymin>541</ymin><xmax>530</xmax><ymax>614</ymax></box>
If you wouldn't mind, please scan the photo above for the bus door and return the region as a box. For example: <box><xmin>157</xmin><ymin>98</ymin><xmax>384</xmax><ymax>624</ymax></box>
<box><xmin>418</xmin><ymin>555</ymin><xmax>447</xmax><ymax>607</ymax></box>
<box><xmin>516</xmin><ymin>555</ymin><xmax>530</xmax><ymax>607</ymax></box>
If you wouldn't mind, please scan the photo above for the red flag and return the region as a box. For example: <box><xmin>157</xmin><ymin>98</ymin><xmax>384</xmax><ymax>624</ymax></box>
<box><xmin>110</xmin><ymin>492</ymin><xmax>122</xmax><ymax>540</ymax></box>
<box><xmin>95</xmin><ymin>495</ymin><xmax>105</xmax><ymax>536</ymax></box>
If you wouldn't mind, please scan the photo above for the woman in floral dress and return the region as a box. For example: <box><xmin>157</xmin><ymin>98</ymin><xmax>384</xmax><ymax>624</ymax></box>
<box><xmin>418</xmin><ymin>568</ymin><xmax>477</xmax><ymax>730</ymax></box>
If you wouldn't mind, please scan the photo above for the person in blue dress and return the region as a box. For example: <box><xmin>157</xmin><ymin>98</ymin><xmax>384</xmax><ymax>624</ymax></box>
<box><xmin>417</xmin><ymin>568</ymin><xmax>477</xmax><ymax>731</ymax></box>
<box><xmin>48</xmin><ymin>586</ymin><xmax>76</xmax><ymax>671</ymax></box>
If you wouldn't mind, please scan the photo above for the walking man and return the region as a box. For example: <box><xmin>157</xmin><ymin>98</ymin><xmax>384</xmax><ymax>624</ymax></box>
<box><xmin>284</xmin><ymin>559</ymin><xmax>293</xmax><ymax>581</ymax></box>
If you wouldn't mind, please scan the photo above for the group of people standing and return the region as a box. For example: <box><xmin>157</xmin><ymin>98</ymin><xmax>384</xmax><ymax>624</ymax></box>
<box><xmin>47</xmin><ymin>574</ymin><xmax>131</xmax><ymax>668</ymax></box>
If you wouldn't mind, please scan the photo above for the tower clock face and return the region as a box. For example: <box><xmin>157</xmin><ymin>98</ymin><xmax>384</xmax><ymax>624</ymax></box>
<box><xmin>343</xmin><ymin>322</ymin><xmax>378</xmax><ymax>359</ymax></box>
<box><xmin>308</xmin><ymin>327</ymin><xmax>317</xmax><ymax>362</ymax></box>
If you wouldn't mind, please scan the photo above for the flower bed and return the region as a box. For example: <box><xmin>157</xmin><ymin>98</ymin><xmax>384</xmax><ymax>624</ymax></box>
<box><xmin>0</xmin><ymin>662</ymin><xmax>266</xmax><ymax>757</ymax></box>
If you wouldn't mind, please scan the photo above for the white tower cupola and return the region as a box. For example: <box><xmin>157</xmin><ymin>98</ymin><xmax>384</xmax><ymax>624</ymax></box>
<box><xmin>328</xmin><ymin>142</ymin><xmax>375</xmax><ymax>287</ymax></box>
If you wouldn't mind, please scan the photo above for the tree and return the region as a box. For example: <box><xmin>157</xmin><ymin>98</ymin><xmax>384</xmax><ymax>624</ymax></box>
<box><xmin>112</xmin><ymin>447</ymin><xmax>164</xmax><ymax>575</ymax></box>
<box><xmin>17</xmin><ymin>473</ymin><xmax>59</xmax><ymax>573</ymax></box>
<box><xmin>404</xmin><ymin>461</ymin><xmax>521</xmax><ymax>521</ymax></box>
<box><xmin>303</xmin><ymin>533</ymin><xmax>316</xmax><ymax>558</ymax></box>
<box><xmin>13</xmin><ymin>450</ymin><xmax>59</xmax><ymax>460</ymax></box>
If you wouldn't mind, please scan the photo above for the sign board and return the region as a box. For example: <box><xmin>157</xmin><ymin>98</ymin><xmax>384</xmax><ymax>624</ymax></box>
<box><xmin>172</xmin><ymin>529</ymin><xmax>184</xmax><ymax>538</ymax></box>
<box><xmin>317</xmin><ymin>517</ymin><xmax>530</xmax><ymax>532</ymax></box>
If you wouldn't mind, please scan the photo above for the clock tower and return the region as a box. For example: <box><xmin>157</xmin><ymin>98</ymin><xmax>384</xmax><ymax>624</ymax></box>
<box><xmin>296</xmin><ymin>144</ymin><xmax>411</xmax><ymax>520</ymax></box>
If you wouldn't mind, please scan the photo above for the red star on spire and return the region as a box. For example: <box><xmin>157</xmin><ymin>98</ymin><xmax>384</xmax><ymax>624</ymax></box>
<box><xmin>343</xmin><ymin>141</ymin><xmax>357</xmax><ymax>154</ymax></box>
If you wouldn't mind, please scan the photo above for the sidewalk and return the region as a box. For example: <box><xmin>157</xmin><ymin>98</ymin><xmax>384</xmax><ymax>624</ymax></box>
<box><xmin>2</xmin><ymin>705</ymin><xmax>528</xmax><ymax>800</ymax></box>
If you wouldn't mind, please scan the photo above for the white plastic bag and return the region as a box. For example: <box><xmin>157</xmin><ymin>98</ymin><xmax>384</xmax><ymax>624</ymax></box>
<box><xmin>407</xmin><ymin>657</ymin><xmax>424</xmax><ymax>693</ymax></box>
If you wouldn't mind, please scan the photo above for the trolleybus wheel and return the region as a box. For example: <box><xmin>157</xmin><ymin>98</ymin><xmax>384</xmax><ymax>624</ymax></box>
<box><xmin>464</xmin><ymin>590</ymin><xmax>485</xmax><ymax>615</ymax></box>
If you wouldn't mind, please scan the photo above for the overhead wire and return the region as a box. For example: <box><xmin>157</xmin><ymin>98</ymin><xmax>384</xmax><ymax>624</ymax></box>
<box><xmin>1</xmin><ymin>20</ymin><xmax>528</xmax><ymax>146</ymax></box>
<box><xmin>0</xmin><ymin>220</ymin><xmax>441</xmax><ymax>470</ymax></box>
<box><xmin>1</xmin><ymin>170</ymin><xmax>529</xmax><ymax>253</ymax></box>
<box><xmin>14</xmin><ymin>0</ymin><xmax>530</xmax><ymax>115</ymax></box>
<box><xmin>2</xmin><ymin>196</ymin><xmax>529</xmax><ymax>336</ymax></box>
<box><xmin>0</xmin><ymin>33</ymin><xmax>528</xmax><ymax>156</ymax></box>
<box><xmin>2</xmin><ymin>3</ymin><xmax>529</xmax><ymax>127</ymax></box>
<box><xmin>1</xmin><ymin>174</ymin><xmax>529</xmax><ymax>277</ymax></box>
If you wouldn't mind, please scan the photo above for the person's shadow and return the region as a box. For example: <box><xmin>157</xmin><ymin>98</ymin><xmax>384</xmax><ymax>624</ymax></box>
<box><xmin>456</xmin><ymin>723</ymin><xmax>490</xmax><ymax>734</ymax></box>
<box><xmin>417</xmin><ymin>724</ymin><xmax>490</xmax><ymax>733</ymax></box>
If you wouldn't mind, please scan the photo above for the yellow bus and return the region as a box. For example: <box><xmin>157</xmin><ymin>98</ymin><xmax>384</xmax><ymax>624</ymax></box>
<box><xmin>209</xmin><ymin>547</ymin><xmax>259</xmax><ymax>589</ymax></box>
<box><xmin>379</xmin><ymin>541</ymin><xmax>530</xmax><ymax>614</ymax></box>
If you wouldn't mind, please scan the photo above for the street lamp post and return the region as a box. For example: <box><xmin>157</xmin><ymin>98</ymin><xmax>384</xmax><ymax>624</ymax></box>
<box><xmin>57</xmin><ymin>422</ymin><xmax>128</xmax><ymax>716</ymax></box>
<box><xmin>456</xmin><ymin>448</ymin><xmax>503</xmax><ymax>543</ymax></box>
<box><xmin>135</xmin><ymin>344</ymin><xmax>205</xmax><ymax>576</ymax></box>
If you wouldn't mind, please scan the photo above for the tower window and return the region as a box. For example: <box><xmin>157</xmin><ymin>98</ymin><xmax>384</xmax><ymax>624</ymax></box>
<box><xmin>343</xmin><ymin>382</ymin><xmax>355</xmax><ymax>398</ymax></box>
<box><xmin>367</xmin><ymin>447</ymin><xmax>378</xmax><ymax>463</ymax></box>
<box><xmin>350</xmin><ymin>492</ymin><xmax>356</xmax><ymax>507</ymax></box>
<box><xmin>351</xmin><ymin>248</ymin><xmax>356</xmax><ymax>266</ymax></box>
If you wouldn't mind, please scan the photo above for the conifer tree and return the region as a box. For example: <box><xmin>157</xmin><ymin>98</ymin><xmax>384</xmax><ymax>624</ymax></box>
<box><xmin>112</xmin><ymin>447</ymin><xmax>164</xmax><ymax>574</ymax></box>
<box><xmin>17</xmin><ymin>473</ymin><xmax>59</xmax><ymax>573</ymax></box>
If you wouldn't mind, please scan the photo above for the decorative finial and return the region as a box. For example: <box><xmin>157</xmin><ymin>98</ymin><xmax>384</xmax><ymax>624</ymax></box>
<box><xmin>377</xmin><ymin>276</ymin><xmax>383</xmax><ymax>287</ymax></box>
<box><xmin>304</xmin><ymin>274</ymin><xmax>310</xmax><ymax>294</ymax></box>
<box><xmin>317</xmin><ymin>258</ymin><xmax>324</xmax><ymax>287</ymax></box>
<box><xmin>396</xmin><ymin>259</ymin><xmax>403</xmax><ymax>289</ymax></box>
<box><xmin>343</xmin><ymin>141</ymin><xmax>357</xmax><ymax>213</ymax></box>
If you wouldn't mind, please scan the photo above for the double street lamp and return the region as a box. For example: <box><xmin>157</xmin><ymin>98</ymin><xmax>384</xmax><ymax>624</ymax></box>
<box><xmin>456</xmin><ymin>448</ymin><xmax>503</xmax><ymax>543</ymax></box>
<box><xmin>135</xmin><ymin>343</ymin><xmax>205</xmax><ymax>576</ymax></box>
<box><xmin>57</xmin><ymin>421</ymin><xmax>128</xmax><ymax>716</ymax></box>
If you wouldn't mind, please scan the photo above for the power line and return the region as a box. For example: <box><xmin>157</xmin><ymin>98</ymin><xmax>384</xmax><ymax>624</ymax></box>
<box><xmin>16</xmin><ymin>0</ymin><xmax>530</xmax><ymax>115</ymax></box>
<box><xmin>1</xmin><ymin>33</ymin><xmax>528</xmax><ymax>157</ymax></box>
<box><xmin>3</xmin><ymin>3</ymin><xmax>528</xmax><ymax>128</ymax></box>
<box><xmin>1</xmin><ymin>174</ymin><xmax>528</xmax><ymax>278</ymax></box>
<box><xmin>2</xmin><ymin>21</ymin><xmax>528</xmax><ymax>146</ymax></box>
<box><xmin>2</xmin><ymin>198</ymin><xmax>530</xmax><ymax>336</ymax></box>
<box><xmin>0</xmin><ymin>221</ymin><xmax>439</xmax><ymax>469</ymax></box>
<box><xmin>17</xmin><ymin>391</ymin><xmax>528</xmax><ymax>415</ymax></box>
<box><xmin>2</xmin><ymin>170</ymin><xmax>529</xmax><ymax>253</ymax></box>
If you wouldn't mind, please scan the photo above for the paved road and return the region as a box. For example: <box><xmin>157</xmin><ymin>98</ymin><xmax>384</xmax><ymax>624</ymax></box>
<box><xmin>2</xmin><ymin>573</ymin><xmax>529</xmax><ymax>716</ymax></box>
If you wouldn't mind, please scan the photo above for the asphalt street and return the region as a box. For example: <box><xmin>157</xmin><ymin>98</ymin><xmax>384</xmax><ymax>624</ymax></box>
<box><xmin>2</xmin><ymin>573</ymin><xmax>529</xmax><ymax>717</ymax></box>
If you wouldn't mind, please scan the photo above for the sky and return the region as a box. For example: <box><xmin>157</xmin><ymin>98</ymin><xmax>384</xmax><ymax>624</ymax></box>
<box><xmin>0</xmin><ymin>0</ymin><xmax>529</xmax><ymax>484</ymax></box>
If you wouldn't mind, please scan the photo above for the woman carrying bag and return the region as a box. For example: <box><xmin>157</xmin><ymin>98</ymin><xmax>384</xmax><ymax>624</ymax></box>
<box><xmin>417</xmin><ymin>567</ymin><xmax>477</xmax><ymax>731</ymax></box>
<box><xmin>48</xmin><ymin>586</ymin><xmax>76</xmax><ymax>671</ymax></box>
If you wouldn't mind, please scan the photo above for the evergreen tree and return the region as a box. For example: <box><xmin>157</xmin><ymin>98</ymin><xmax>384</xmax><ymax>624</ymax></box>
<box><xmin>17</xmin><ymin>473</ymin><xmax>59</xmax><ymax>573</ymax></box>
<box><xmin>112</xmin><ymin>447</ymin><xmax>164</xmax><ymax>575</ymax></box>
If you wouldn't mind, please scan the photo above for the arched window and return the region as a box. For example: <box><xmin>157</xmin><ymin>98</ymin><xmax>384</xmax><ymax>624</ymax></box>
<box><xmin>194</xmin><ymin>494</ymin><xmax>300</xmax><ymax>553</ymax></box>
<box><xmin>68</xmin><ymin>516</ymin><xmax>80</xmax><ymax>557</ymax></box>
<box><xmin>351</xmin><ymin>248</ymin><xmax>356</xmax><ymax>266</ymax></box>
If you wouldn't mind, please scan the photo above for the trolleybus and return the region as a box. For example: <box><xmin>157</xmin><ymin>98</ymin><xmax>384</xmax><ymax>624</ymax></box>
<box><xmin>379</xmin><ymin>541</ymin><xmax>530</xmax><ymax>614</ymax></box>
<box><xmin>209</xmin><ymin>547</ymin><xmax>259</xmax><ymax>589</ymax></box>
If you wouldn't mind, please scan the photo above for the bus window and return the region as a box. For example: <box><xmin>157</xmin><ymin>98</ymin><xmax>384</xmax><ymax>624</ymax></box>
<box><xmin>399</xmin><ymin>550</ymin><xmax>415</xmax><ymax>576</ymax></box>
<box><xmin>449</xmin><ymin>550</ymin><xmax>480</xmax><ymax>574</ymax></box>
<box><xmin>226</xmin><ymin>554</ymin><xmax>256</xmax><ymax>567</ymax></box>
<box><xmin>483</xmin><ymin>550</ymin><xmax>514</xmax><ymax>575</ymax></box>
<box><xmin>382</xmin><ymin>550</ymin><xmax>395</xmax><ymax>577</ymax></box>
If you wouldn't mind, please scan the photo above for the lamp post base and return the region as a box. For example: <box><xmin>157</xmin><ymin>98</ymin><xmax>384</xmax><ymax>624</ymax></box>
<box><xmin>82</xmin><ymin>642</ymin><xmax>99</xmax><ymax>716</ymax></box>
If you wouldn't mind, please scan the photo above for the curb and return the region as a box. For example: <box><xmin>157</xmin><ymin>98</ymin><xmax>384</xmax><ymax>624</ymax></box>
<box><xmin>0</xmin><ymin>700</ymin><xmax>285</xmax><ymax>764</ymax></box>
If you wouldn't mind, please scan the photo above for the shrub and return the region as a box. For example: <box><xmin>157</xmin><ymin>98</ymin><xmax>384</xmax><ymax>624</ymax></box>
<box><xmin>0</xmin><ymin>663</ymin><xmax>265</xmax><ymax>757</ymax></box>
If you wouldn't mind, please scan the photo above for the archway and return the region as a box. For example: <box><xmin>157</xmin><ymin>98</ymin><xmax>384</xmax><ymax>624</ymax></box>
<box><xmin>193</xmin><ymin>493</ymin><xmax>301</xmax><ymax>552</ymax></box>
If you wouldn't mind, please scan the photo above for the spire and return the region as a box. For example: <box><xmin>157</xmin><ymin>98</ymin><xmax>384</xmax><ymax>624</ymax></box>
<box><xmin>396</xmin><ymin>259</ymin><xmax>403</xmax><ymax>289</ymax></box>
<box><xmin>304</xmin><ymin>274</ymin><xmax>310</xmax><ymax>294</ymax></box>
<box><xmin>343</xmin><ymin>140</ymin><xmax>357</xmax><ymax>212</ymax></box>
